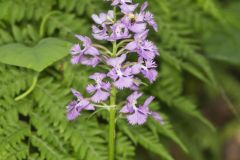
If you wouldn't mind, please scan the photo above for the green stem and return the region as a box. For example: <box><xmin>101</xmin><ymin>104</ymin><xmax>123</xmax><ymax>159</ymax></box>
<box><xmin>15</xmin><ymin>74</ymin><xmax>39</xmax><ymax>101</ymax></box>
<box><xmin>108</xmin><ymin>7</ymin><xmax>118</xmax><ymax>160</ymax></box>
<box><xmin>116</xmin><ymin>39</ymin><xmax>133</xmax><ymax>48</ymax></box>
<box><xmin>93</xmin><ymin>44</ymin><xmax>112</xmax><ymax>55</ymax></box>
<box><xmin>39</xmin><ymin>11</ymin><xmax>61</xmax><ymax>38</ymax></box>
<box><xmin>112</xmin><ymin>41</ymin><xmax>117</xmax><ymax>57</ymax></box>
<box><xmin>109</xmin><ymin>87</ymin><xmax>116</xmax><ymax>160</ymax></box>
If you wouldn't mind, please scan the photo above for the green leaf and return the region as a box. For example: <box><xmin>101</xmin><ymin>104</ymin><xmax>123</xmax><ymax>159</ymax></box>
<box><xmin>0</xmin><ymin>38</ymin><xmax>72</xmax><ymax>72</ymax></box>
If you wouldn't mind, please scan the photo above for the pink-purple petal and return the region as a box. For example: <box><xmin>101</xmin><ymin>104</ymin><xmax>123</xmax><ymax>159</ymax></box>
<box><xmin>114</xmin><ymin>77</ymin><xmax>133</xmax><ymax>89</ymax></box>
<box><xmin>91</xmin><ymin>90</ymin><xmax>110</xmax><ymax>103</ymax></box>
<box><xmin>142</xmin><ymin>69</ymin><xmax>158</xmax><ymax>83</ymax></box>
<box><xmin>125</xmin><ymin>41</ymin><xmax>137</xmax><ymax>51</ymax></box>
<box><xmin>151</xmin><ymin>112</ymin><xmax>164</xmax><ymax>124</ymax></box>
<box><xmin>129</xmin><ymin>23</ymin><xmax>147</xmax><ymax>33</ymax></box>
<box><xmin>127</xmin><ymin>111</ymin><xmax>148</xmax><ymax>125</ymax></box>
<box><xmin>86</xmin><ymin>84</ymin><xmax>97</xmax><ymax>94</ymax></box>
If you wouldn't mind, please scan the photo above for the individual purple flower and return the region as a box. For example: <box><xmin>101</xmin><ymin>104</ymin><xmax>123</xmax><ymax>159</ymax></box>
<box><xmin>67</xmin><ymin>89</ymin><xmax>95</xmax><ymax>120</ymax></box>
<box><xmin>92</xmin><ymin>25</ymin><xmax>109</xmax><ymax>40</ymax></box>
<box><xmin>120</xmin><ymin>92</ymin><xmax>163</xmax><ymax>125</ymax></box>
<box><xmin>121</xmin><ymin>13</ymin><xmax>147</xmax><ymax>33</ymax></box>
<box><xmin>75</xmin><ymin>35</ymin><xmax>99</xmax><ymax>55</ymax></box>
<box><xmin>132</xmin><ymin>58</ymin><xmax>158</xmax><ymax>83</ymax></box>
<box><xmin>144</xmin><ymin>11</ymin><xmax>158</xmax><ymax>32</ymax></box>
<box><xmin>70</xmin><ymin>35</ymin><xmax>100</xmax><ymax>67</ymax></box>
<box><xmin>120</xmin><ymin>91</ymin><xmax>142</xmax><ymax>113</ymax></box>
<box><xmin>140</xmin><ymin>2</ymin><xmax>158</xmax><ymax>31</ymax></box>
<box><xmin>107</xmin><ymin>54</ymin><xmax>134</xmax><ymax>89</ymax></box>
<box><xmin>108</xmin><ymin>21</ymin><xmax>131</xmax><ymax>41</ymax></box>
<box><xmin>92</xmin><ymin>10</ymin><xmax>114</xmax><ymax>25</ymax></box>
<box><xmin>67</xmin><ymin>101</ymin><xmax>80</xmax><ymax>120</ymax></box>
<box><xmin>125</xmin><ymin>30</ymin><xmax>159</xmax><ymax>60</ymax></box>
<box><xmin>121</xmin><ymin>2</ymin><xmax>157</xmax><ymax>32</ymax></box>
<box><xmin>87</xmin><ymin>73</ymin><xmax>111</xmax><ymax>103</ymax></box>
<box><xmin>120</xmin><ymin>3</ymin><xmax>148</xmax><ymax>34</ymax></box>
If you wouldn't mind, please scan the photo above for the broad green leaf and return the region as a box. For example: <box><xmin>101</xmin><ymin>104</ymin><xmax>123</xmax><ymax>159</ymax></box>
<box><xmin>0</xmin><ymin>38</ymin><xmax>72</xmax><ymax>72</ymax></box>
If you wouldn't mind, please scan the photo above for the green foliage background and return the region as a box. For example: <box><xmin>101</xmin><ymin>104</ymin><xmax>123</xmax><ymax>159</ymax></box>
<box><xmin>0</xmin><ymin>0</ymin><xmax>239</xmax><ymax>160</ymax></box>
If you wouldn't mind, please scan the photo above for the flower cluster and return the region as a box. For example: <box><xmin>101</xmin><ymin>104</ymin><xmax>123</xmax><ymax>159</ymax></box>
<box><xmin>67</xmin><ymin>0</ymin><xmax>163</xmax><ymax>125</ymax></box>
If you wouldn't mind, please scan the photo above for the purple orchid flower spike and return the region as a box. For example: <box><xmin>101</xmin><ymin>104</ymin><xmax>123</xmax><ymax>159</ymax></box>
<box><xmin>70</xmin><ymin>35</ymin><xmax>100</xmax><ymax>67</ymax></box>
<box><xmin>67</xmin><ymin>89</ymin><xmax>95</xmax><ymax>120</ymax></box>
<box><xmin>87</xmin><ymin>73</ymin><xmax>111</xmax><ymax>103</ymax></box>
<box><xmin>125</xmin><ymin>30</ymin><xmax>159</xmax><ymax>60</ymax></box>
<box><xmin>132</xmin><ymin>58</ymin><xmax>158</xmax><ymax>83</ymax></box>
<box><xmin>120</xmin><ymin>92</ymin><xmax>163</xmax><ymax>125</ymax></box>
<box><xmin>107</xmin><ymin>54</ymin><xmax>134</xmax><ymax>89</ymax></box>
<box><xmin>68</xmin><ymin>0</ymin><xmax>163</xmax><ymax>134</ymax></box>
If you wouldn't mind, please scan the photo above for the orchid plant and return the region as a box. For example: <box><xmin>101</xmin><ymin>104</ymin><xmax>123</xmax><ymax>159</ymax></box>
<box><xmin>67</xmin><ymin>0</ymin><xmax>163</xmax><ymax>159</ymax></box>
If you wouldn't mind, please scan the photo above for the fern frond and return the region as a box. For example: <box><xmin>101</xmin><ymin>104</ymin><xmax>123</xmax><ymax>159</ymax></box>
<box><xmin>0</xmin><ymin>143</ymin><xmax>28</xmax><ymax>160</ymax></box>
<box><xmin>66</xmin><ymin>120</ymin><xmax>108</xmax><ymax>160</ymax></box>
<box><xmin>0</xmin><ymin>122</ymin><xmax>29</xmax><ymax>160</ymax></box>
<box><xmin>147</xmin><ymin>117</ymin><xmax>188</xmax><ymax>153</ymax></box>
<box><xmin>31</xmin><ymin>135</ymin><xmax>73</xmax><ymax>160</ymax></box>
<box><xmin>116</xmin><ymin>133</ymin><xmax>135</xmax><ymax>160</ymax></box>
<box><xmin>130</xmin><ymin>127</ymin><xmax>174</xmax><ymax>160</ymax></box>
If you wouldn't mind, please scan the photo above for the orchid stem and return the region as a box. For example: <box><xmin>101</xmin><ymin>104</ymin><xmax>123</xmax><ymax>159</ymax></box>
<box><xmin>112</xmin><ymin>41</ymin><xmax>117</xmax><ymax>57</ymax></box>
<box><xmin>108</xmin><ymin>7</ymin><xmax>118</xmax><ymax>160</ymax></box>
<box><xmin>109</xmin><ymin>87</ymin><xmax>116</xmax><ymax>160</ymax></box>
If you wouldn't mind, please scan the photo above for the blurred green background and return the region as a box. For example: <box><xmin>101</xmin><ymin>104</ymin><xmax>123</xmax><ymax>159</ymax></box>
<box><xmin>0</xmin><ymin>0</ymin><xmax>239</xmax><ymax>160</ymax></box>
